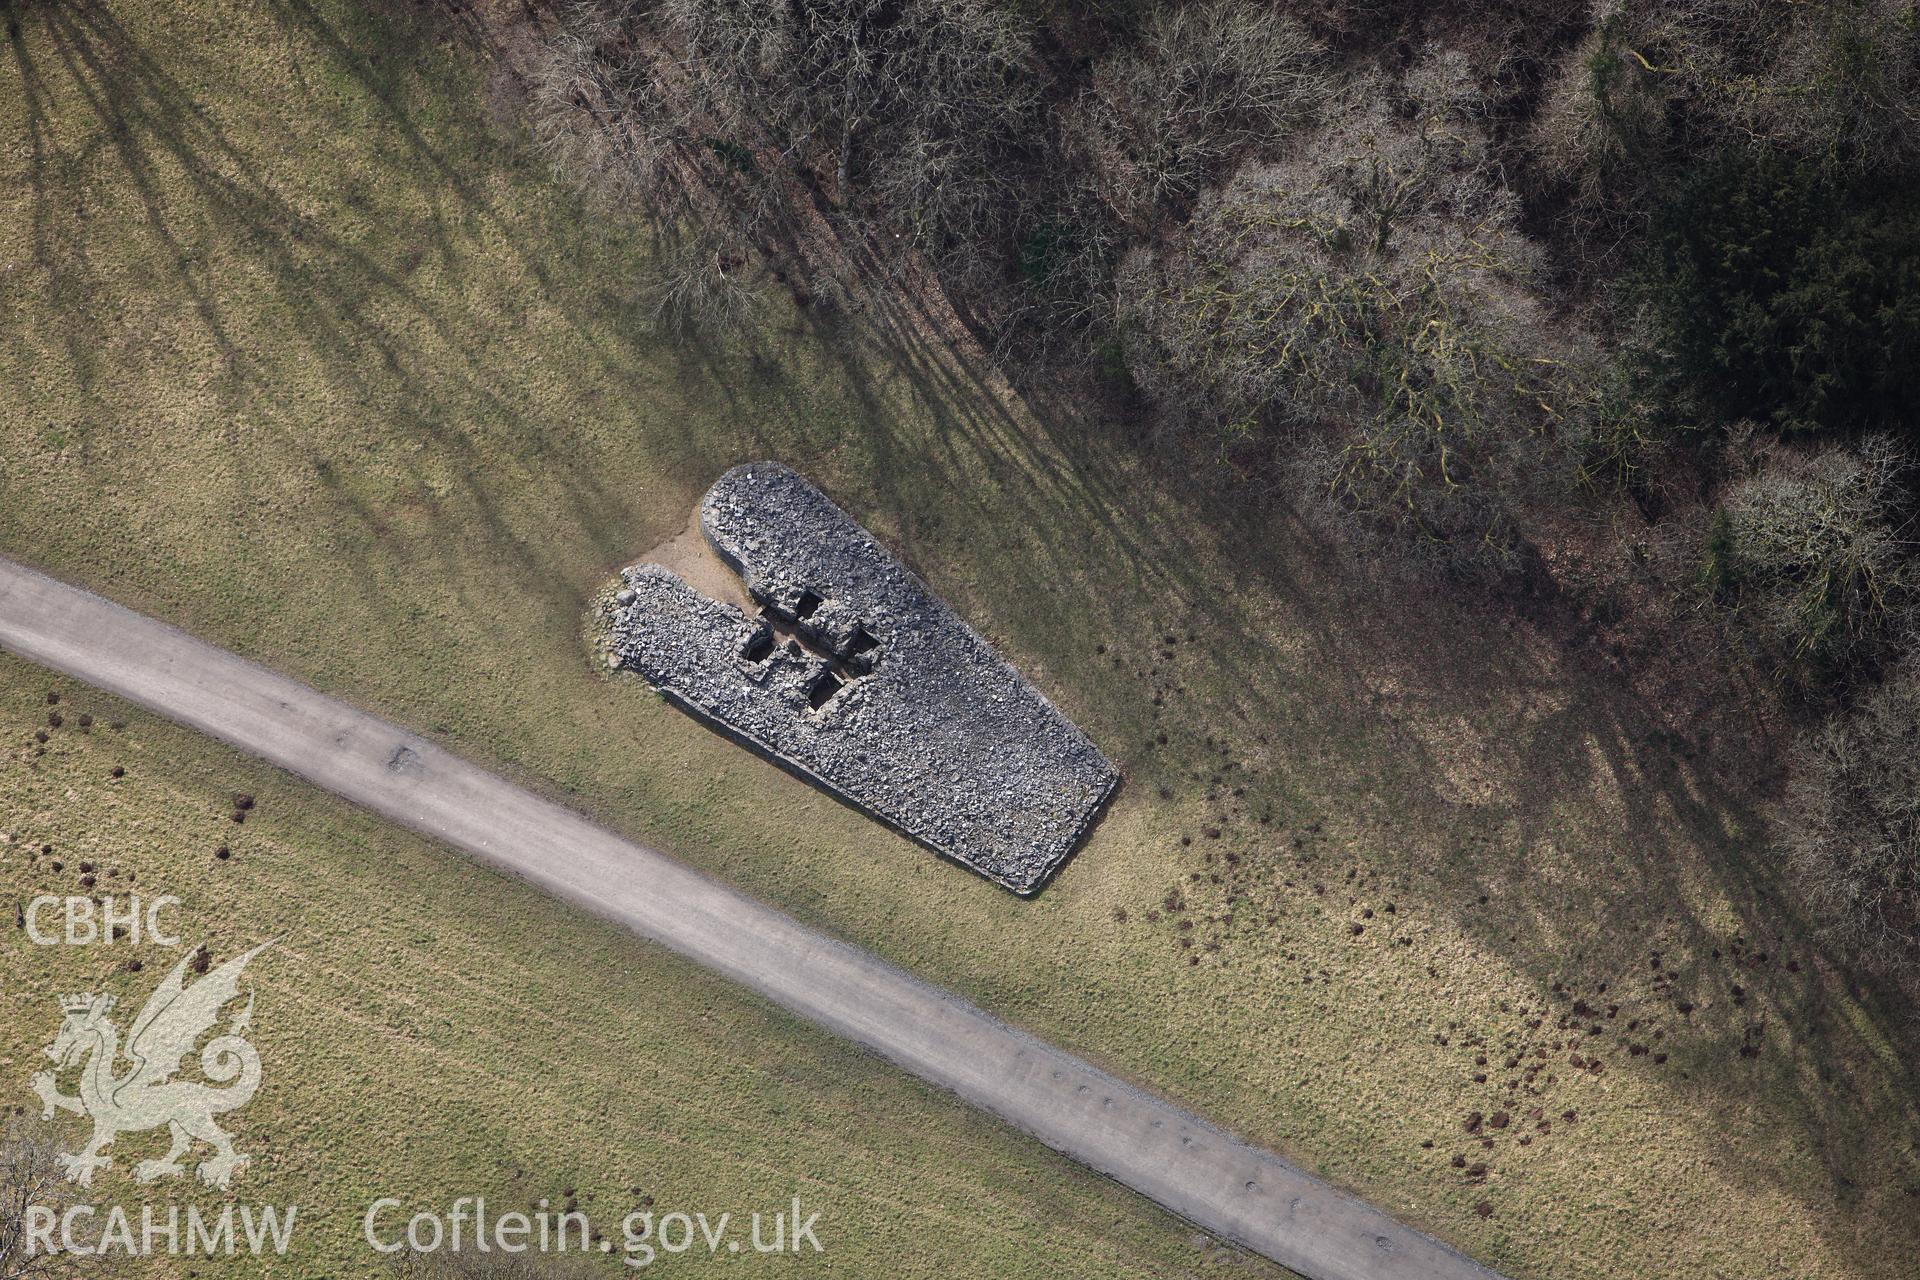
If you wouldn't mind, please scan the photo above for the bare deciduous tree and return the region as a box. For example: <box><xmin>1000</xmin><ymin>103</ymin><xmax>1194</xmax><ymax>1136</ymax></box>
<box><xmin>528</xmin><ymin>0</ymin><xmax>680</xmax><ymax>206</ymax></box>
<box><xmin>1532</xmin><ymin>0</ymin><xmax>1920</xmax><ymax>262</ymax></box>
<box><xmin>0</xmin><ymin>1120</ymin><xmax>92</xmax><ymax>1280</ymax></box>
<box><xmin>1064</xmin><ymin>0</ymin><xmax>1327</xmax><ymax>227</ymax></box>
<box><xmin>1708</xmin><ymin>434</ymin><xmax>1916</xmax><ymax>688</ymax></box>
<box><xmin>1116</xmin><ymin>54</ymin><xmax>1589</xmax><ymax>578</ymax></box>
<box><xmin>647</xmin><ymin>229</ymin><xmax>764</xmax><ymax>333</ymax></box>
<box><xmin>664</xmin><ymin>0</ymin><xmax>1041</xmax><ymax>283</ymax></box>
<box><xmin>1783</xmin><ymin>657</ymin><xmax>1920</xmax><ymax>980</ymax></box>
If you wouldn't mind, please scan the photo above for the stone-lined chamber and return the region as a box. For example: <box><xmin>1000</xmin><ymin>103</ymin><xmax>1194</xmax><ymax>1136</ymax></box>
<box><xmin>600</xmin><ymin>462</ymin><xmax>1118</xmax><ymax>895</ymax></box>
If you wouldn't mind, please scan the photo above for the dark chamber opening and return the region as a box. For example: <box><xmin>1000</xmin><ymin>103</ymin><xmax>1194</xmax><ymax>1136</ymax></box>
<box><xmin>807</xmin><ymin>669</ymin><xmax>844</xmax><ymax>710</ymax></box>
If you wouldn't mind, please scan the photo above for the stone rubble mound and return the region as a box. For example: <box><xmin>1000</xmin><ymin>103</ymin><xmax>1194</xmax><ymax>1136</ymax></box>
<box><xmin>603</xmin><ymin>462</ymin><xmax>1117</xmax><ymax>894</ymax></box>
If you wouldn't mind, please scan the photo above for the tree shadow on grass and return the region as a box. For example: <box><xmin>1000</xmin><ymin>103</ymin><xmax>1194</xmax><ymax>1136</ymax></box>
<box><xmin>699</xmin><ymin>146</ymin><xmax>1920</xmax><ymax>1278</ymax></box>
<box><xmin>6</xmin><ymin>0</ymin><xmax>736</xmax><ymax>630</ymax></box>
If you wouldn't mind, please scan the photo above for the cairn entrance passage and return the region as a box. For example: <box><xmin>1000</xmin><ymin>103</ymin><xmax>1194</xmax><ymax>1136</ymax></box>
<box><xmin>600</xmin><ymin>462</ymin><xmax>1119</xmax><ymax>896</ymax></box>
<box><xmin>744</xmin><ymin>586</ymin><xmax>882</xmax><ymax>694</ymax></box>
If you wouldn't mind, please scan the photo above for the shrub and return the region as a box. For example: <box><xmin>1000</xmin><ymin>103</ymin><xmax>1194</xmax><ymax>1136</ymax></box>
<box><xmin>992</xmin><ymin>189</ymin><xmax>1128</xmax><ymax>363</ymax></box>
<box><xmin>1783</xmin><ymin>658</ymin><xmax>1920</xmax><ymax>979</ymax></box>
<box><xmin>1115</xmin><ymin>55</ymin><xmax>1590</xmax><ymax>578</ymax></box>
<box><xmin>1705</xmin><ymin>435</ymin><xmax>1916</xmax><ymax>690</ymax></box>
<box><xmin>1638</xmin><ymin>148</ymin><xmax>1920</xmax><ymax>438</ymax></box>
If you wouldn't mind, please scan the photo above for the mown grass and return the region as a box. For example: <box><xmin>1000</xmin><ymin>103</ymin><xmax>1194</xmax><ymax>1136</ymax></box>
<box><xmin>1</xmin><ymin>1</ymin><xmax>1916</xmax><ymax>1278</ymax></box>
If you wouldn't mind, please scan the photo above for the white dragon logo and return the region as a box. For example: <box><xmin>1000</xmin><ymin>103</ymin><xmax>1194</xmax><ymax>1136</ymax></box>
<box><xmin>28</xmin><ymin>941</ymin><xmax>272</xmax><ymax>1190</ymax></box>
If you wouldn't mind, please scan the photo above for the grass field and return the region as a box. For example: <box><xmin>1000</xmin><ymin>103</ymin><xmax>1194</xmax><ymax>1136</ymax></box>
<box><xmin>2</xmin><ymin>0</ymin><xmax>1918</xmax><ymax>1277</ymax></box>
<box><xmin>0</xmin><ymin>657</ymin><xmax>1284</xmax><ymax>1277</ymax></box>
